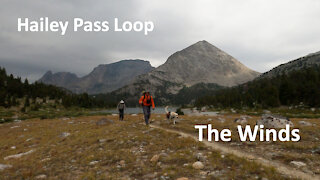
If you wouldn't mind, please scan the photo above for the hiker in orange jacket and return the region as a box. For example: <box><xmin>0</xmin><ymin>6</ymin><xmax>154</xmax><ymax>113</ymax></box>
<box><xmin>139</xmin><ymin>91</ymin><xmax>155</xmax><ymax>125</ymax></box>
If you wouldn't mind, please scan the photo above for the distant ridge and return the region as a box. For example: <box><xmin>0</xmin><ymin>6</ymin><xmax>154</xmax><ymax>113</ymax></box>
<box><xmin>38</xmin><ymin>59</ymin><xmax>154</xmax><ymax>94</ymax></box>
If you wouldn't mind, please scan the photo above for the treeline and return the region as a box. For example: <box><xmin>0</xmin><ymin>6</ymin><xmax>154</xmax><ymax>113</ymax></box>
<box><xmin>93</xmin><ymin>83</ymin><xmax>223</xmax><ymax>107</ymax></box>
<box><xmin>0</xmin><ymin>67</ymin><xmax>108</xmax><ymax>109</ymax></box>
<box><xmin>195</xmin><ymin>66</ymin><xmax>320</xmax><ymax>108</ymax></box>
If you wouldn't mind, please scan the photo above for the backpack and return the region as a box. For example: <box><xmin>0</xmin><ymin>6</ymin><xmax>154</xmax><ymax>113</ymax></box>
<box><xmin>118</xmin><ymin>103</ymin><xmax>125</xmax><ymax>110</ymax></box>
<box><xmin>144</xmin><ymin>95</ymin><xmax>151</xmax><ymax>104</ymax></box>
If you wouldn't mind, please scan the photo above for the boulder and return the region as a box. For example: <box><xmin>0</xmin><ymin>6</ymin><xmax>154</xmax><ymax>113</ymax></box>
<box><xmin>257</xmin><ymin>114</ymin><xmax>293</xmax><ymax>128</ymax></box>
<box><xmin>192</xmin><ymin>161</ymin><xmax>204</xmax><ymax>170</ymax></box>
<box><xmin>290</xmin><ymin>161</ymin><xmax>306</xmax><ymax>168</ymax></box>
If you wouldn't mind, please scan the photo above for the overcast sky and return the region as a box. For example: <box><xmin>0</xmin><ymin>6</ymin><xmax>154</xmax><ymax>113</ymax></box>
<box><xmin>1</xmin><ymin>0</ymin><xmax>319</xmax><ymax>82</ymax></box>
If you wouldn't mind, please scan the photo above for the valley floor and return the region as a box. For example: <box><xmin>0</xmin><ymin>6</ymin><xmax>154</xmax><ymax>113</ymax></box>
<box><xmin>0</xmin><ymin>113</ymin><xmax>318</xmax><ymax>179</ymax></box>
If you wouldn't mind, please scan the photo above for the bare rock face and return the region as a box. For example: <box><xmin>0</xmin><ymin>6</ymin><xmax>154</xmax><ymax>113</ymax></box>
<box><xmin>152</xmin><ymin>40</ymin><xmax>260</xmax><ymax>87</ymax></box>
<box><xmin>256</xmin><ymin>114</ymin><xmax>293</xmax><ymax>128</ymax></box>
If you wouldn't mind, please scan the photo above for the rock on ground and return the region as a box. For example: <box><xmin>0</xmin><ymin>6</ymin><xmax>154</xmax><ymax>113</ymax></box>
<box><xmin>4</xmin><ymin>149</ymin><xmax>35</xmax><ymax>160</ymax></box>
<box><xmin>290</xmin><ymin>161</ymin><xmax>306</xmax><ymax>168</ymax></box>
<box><xmin>234</xmin><ymin>117</ymin><xmax>248</xmax><ymax>124</ymax></box>
<box><xmin>0</xmin><ymin>164</ymin><xmax>12</xmax><ymax>171</ymax></box>
<box><xmin>217</xmin><ymin>117</ymin><xmax>225</xmax><ymax>123</ymax></box>
<box><xmin>35</xmin><ymin>174</ymin><xmax>47</xmax><ymax>179</ymax></box>
<box><xmin>256</xmin><ymin>114</ymin><xmax>293</xmax><ymax>128</ymax></box>
<box><xmin>195</xmin><ymin>152</ymin><xmax>206</xmax><ymax>162</ymax></box>
<box><xmin>89</xmin><ymin>161</ymin><xmax>99</xmax><ymax>165</ymax></box>
<box><xmin>60</xmin><ymin>132</ymin><xmax>70</xmax><ymax>138</ymax></box>
<box><xmin>98</xmin><ymin>139</ymin><xmax>107</xmax><ymax>143</ymax></box>
<box><xmin>192</xmin><ymin>161</ymin><xmax>204</xmax><ymax>170</ymax></box>
<box><xmin>299</xmin><ymin>121</ymin><xmax>312</xmax><ymax>126</ymax></box>
<box><xmin>150</xmin><ymin>154</ymin><xmax>160</xmax><ymax>162</ymax></box>
<box><xmin>263</xmin><ymin>110</ymin><xmax>271</xmax><ymax>114</ymax></box>
<box><xmin>176</xmin><ymin>178</ymin><xmax>189</xmax><ymax>180</ymax></box>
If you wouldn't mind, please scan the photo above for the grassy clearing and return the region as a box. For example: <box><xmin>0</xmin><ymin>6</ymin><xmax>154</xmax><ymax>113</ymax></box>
<box><xmin>0</xmin><ymin>114</ymin><xmax>292</xmax><ymax>179</ymax></box>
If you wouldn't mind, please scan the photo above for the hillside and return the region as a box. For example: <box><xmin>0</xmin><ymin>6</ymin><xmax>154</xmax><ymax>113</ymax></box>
<box><xmin>260</xmin><ymin>51</ymin><xmax>320</xmax><ymax>78</ymax></box>
<box><xmin>196</xmin><ymin>65</ymin><xmax>320</xmax><ymax>108</ymax></box>
<box><xmin>39</xmin><ymin>60</ymin><xmax>154</xmax><ymax>94</ymax></box>
<box><xmin>0</xmin><ymin>66</ymin><xmax>106</xmax><ymax>111</ymax></box>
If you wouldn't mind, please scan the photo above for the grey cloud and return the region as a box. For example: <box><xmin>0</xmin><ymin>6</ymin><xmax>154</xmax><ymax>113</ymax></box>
<box><xmin>0</xmin><ymin>0</ymin><xmax>320</xmax><ymax>82</ymax></box>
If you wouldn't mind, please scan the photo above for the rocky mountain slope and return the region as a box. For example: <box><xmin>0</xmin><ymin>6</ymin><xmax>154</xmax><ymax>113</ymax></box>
<box><xmin>152</xmin><ymin>40</ymin><xmax>260</xmax><ymax>87</ymax></box>
<box><xmin>38</xmin><ymin>60</ymin><xmax>154</xmax><ymax>94</ymax></box>
<box><xmin>38</xmin><ymin>71</ymin><xmax>80</xmax><ymax>90</ymax></box>
<box><xmin>261</xmin><ymin>51</ymin><xmax>320</xmax><ymax>78</ymax></box>
<box><xmin>113</xmin><ymin>41</ymin><xmax>260</xmax><ymax>103</ymax></box>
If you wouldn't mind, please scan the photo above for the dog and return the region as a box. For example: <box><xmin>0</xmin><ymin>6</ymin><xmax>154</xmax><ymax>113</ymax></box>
<box><xmin>165</xmin><ymin>106</ymin><xmax>179</xmax><ymax>125</ymax></box>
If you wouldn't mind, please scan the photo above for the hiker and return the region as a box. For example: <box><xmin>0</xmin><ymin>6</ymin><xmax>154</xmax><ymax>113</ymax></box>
<box><xmin>139</xmin><ymin>91</ymin><xmax>155</xmax><ymax>125</ymax></box>
<box><xmin>117</xmin><ymin>100</ymin><xmax>126</xmax><ymax>121</ymax></box>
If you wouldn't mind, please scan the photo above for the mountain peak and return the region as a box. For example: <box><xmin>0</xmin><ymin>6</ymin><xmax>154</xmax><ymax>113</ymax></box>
<box><xmin>155</xmin><ymin>40</ymin><xmax>260</xmax><ymax>87</ymax></box>
<box><xmin>185</xmin><ymin>40</ymin><xmax>218</xmax><ymax>50</ymax></box>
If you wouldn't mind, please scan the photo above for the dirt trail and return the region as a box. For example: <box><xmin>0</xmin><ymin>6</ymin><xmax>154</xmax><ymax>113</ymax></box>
<box><xmin>150</xmin><ymin>124</ymin><xmax>320</xmax><ymax>180</ymax></box>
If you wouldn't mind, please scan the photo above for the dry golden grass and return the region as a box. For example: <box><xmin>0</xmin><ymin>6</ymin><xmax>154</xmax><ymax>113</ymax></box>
<box><xmin>157</xmin><ymin>113</ymin><xmax>320</xmax><ymax>175</ymax></box>
<box><xmin>0</xmin><ymin>114</ymin><xmax>296</xmax><ymax>179</ymax></box>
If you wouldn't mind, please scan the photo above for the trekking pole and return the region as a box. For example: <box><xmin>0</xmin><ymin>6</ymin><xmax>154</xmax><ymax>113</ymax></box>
<box><xmin>139</xmin><ymin>105</ymin><xmax>144</xmax><ymax>121</ymax></box>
